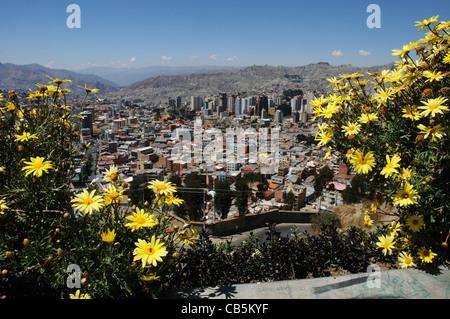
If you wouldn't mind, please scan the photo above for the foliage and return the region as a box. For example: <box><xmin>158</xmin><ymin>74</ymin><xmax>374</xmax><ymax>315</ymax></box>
<box><xmin>312</xmin><ymin>16</ymin><xmax>450</xmax><ymax>269</ymax></box>
<box><xmin>0</xmin><ymin>80</ymin><xmax>196</xmax><ymax>299</ymax></box>
<box><xmin>169</xmin><ymin>224</ymin><xmax>382</xmax><ymax>289</ymax></box>
<box><xmin>311</xmin><ymin>212</ymin><xmax>341</xmax><ymax>231</ymax></box>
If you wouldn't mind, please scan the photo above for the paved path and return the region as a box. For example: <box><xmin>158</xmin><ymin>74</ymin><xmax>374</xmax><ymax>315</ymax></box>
<box><xmin>165</xmin><ymin>266</ymin><xmax>450</xmax><ymax>299</ymax></box>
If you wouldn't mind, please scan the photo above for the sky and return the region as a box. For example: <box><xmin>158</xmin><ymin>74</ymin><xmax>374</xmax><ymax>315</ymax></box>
<box><xmin>1</xmin><ymin>0</ymin><xmax>449</xmax><ymax>71</ymax></box>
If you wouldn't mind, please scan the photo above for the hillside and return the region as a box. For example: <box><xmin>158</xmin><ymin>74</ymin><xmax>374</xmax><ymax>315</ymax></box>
<box><xmin>112</xmin><ymin>62</ymin><xmax>395</xmax><ymax>104</ymax></box>
<box><xmin>0</xmin><ymin>63</ymin><xmax>119</xmax><ymax>97</ymax></box>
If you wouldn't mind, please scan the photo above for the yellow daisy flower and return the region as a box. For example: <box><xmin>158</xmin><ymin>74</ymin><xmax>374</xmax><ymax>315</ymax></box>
<box><xmin>423</xmin><ymin>70</ymin><xmax>444</xmax><ymax>83</ymax></box>
<box><xmin>69</xmin><ymin>290</ymin><xmax>91</xmax><ymax>299</ymax></box>
<box><xmin>103</xmin><ymin>165</ymin><xmax>120</xmax><ymax>183</ymax></box>
<box><xmin>101</xmin><ymin>229</ymin><xmax>116</xmax><ymax>243</ymax></box>
<box><xmin>148</xmin><ymin>180</ymin><xmax>177</xmax><ymax>196</ymax></box>
<box><xmin>443</xmin><ymin>52</ymin><xmax>450</xmax><ymax>64</ymax></box>
<box><xmin>133</xmin><ymin>236</ymin><xmax>168</xmax><ymax>268</ymax></box>
<box><xmin>164</xmin><ymin>193</ymin><xmax>185</xmax><ymax>206</ymax></box>
<box><xmin>415</xmin><ymin>15</ymin><xmax>439</xmax><ymax>33</ymax></box>
<box><xmin>402</xmin><ymin>105</ymin><xmax>421</xmax><ymax>121</ymax></box>
<box><xmin>417</xmin><ymin>246</ymin><xmax>437</xmax><ymax>263</ymax></box>
<box><xmin>140</xmin><ymin>274</ymin><xmax>161</xmax><ymax>282</ymax></box>
<box><xmin>398</xmin><ymin>251</ymin><xmax>417</xmax><ymax>269</ymax></box>
<box><xmin>388</xmin><ymin>220</ymin><xmax>402</xmax><ymax>236</ymax></box>
<box><xmin>71</xmin><ymin>189</ymin><xmax>105</xmax><ymax>216</ymax></box>
<box><xmin>78</xmin><ymin>84</ymin><xmax>99</xmax><ymax>94</ymax></box>
<box><xmin>392</xmin><ymin>182</ymin><xmax>419</xmax><ymax>207</ymax></box>
<box><xmin>418</xmin><ymin>97</ymin><xmax>448</xmax><ymax>118</ymax></box>
<box><xmin>103</xmin><ymin>184</ymin><xmax>124</xmax><ymax>204</ymax></box>
<box><xmin>22</xmin><ymin>156</ymin><xmax>54</xmax><ymax>178</ymax></box>
<box><xmin>341</xmin><ymin>121</ymin><xmax>361</xmax><ymax>136</ymax></box>
<box><xmin>14</xmin><ymin>132</ymin><xmax>38</xmax><ymax>143</ymax></box>
<box><xmin>376</xmin><ymin>234</ymin><xmax>397</xmax><ymax>256</ymax></box>
<box><xmin>350</xmin><ymin>150</ymin><xmax>376</xmax><ymax>175</ymax></box>
<box><xmin>315</xmin><ymin>129</ymin><xmax>334</xmax><ymax>147</ymax></box>
<box><xmin>406</xmin><ymin>215</ymin><xmax>425</xmax><ymax>232</ymax></box>
<box><xmin>0</xmin><ymin>199</ymin><xmax>9</xmax><ymax>215</ymax></box>
<box><xmin>125</xmin><ymin>207</ymin><xmax>158</xmax><ymax>232</ymax></box>
<box><xmin>380</xmin><ymin>154</ymin><xmax>401</xmax><ymax>178</ymax></box>
<box><xmin>358</xmin><ymin>113</ymin><xmax>378</xmax><ymax>124</ymax></box>
<box><xmin>417</xmin><ymin>124</ymin><xmax>446</xmax><ymax>141</ymax></box>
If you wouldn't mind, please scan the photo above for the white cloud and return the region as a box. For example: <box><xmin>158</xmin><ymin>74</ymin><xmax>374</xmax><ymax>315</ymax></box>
<box><xmin>189</xmin><ymin>55</ymin><xmax>200</xmax><ymax>60</ymax></box>
<box><xmin>210</xmin><ymin>54</ymin><xmax>218</xmax><ymax>61</ymax></box>
<box><xmin>358</xmin><ymin>50</ymin><xmax>372</xmax><ymax>56</ymax></box>
<box><xmin>130</xmin><ymin>57</ymin><xmax>137</xmax><ymax>62</ymax></box>
<box><xmin>44</xmin><ymin>60</ymin><xmax>55</xmax><ymax>68</ymax></box>
<box><xmin>224</xmin><ymin>56</ymin><xmax>239</xmax><ymax>62</ymax></box>
<box><xmin>161</xmin><ymin>56</ymin><xmax>173</xmax><ymax>64</ymax></box>
<box><xmin>332</xmin><ymin>50</ymin><xmax>344</xmax><ymax>57</ymax></box>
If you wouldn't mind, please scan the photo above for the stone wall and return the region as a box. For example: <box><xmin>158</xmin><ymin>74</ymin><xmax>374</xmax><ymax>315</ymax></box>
<box><xmin>189</xmin><ymin>209</ymin><xmax>317</xmax><ymax>237</ymax></box>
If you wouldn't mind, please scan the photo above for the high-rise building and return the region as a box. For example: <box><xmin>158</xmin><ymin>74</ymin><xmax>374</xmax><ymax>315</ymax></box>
<box><xmin>291</xmin><ymin>98</ymin><xmax>300</xmax><ymax>112</ymax></box>
<box><xmin>274</xmin><ymin>110</ymin><xmax>283</xmax><ymax>123</ymax></box>
<box><xmin>190</xmin><ymin>96</ymin><xmax>203</xmax><ymax>111</ymax></box>
<box><xmin>256</xmin><ymin>96</ymin><xmax>268</xmax><ymax>118</ymax></box>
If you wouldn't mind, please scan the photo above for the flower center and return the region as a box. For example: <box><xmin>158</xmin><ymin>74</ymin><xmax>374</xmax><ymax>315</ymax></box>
<box><xmin>428</xmin><ymin>103</ymin><xmax>438</xmax><ymax>110</ymax></box>
<box><xmin>383</xmin><ymin>242</ymin><xmax>390</xmax><ymax>249</ymax></box>
<box><xmin>83</xmin><ymin>198</ymin><xmax>94</xmax><ymax>205</ymax></box>
<box><xmin>110</xmin><ymin>173</ymin><xmax>118</xmax><ymax>181</ymax></box>
<box><xmin>157</xmin><ymin>185</ymin><xmax>168</xmax><ymax>191</ymax></box>
<box><xmin>109</xmin><ymin>191</ymin><xmax>120</xmax><ymax>200</ymax></box>
<box><xmin>404</xmin><ymin>257</ymin><xmax>411</xmax><ymax>264</ymax></box>
<box><xmin>386</xmin><ymin>163</ymin><xmax>394</xmax><ymax>169</ymax></box>
<box><xmin>144</xmin><ymin>247</ymin><xmax>154</xmax><ymax>256</ymax></box>
<box><xmin>137</xmin><ymin>217</ymin><xmax>147</xmax><ymax>225</ymax></box>
<box><xmin>360</xmin><ymin>158</ymin><xmax>367</xmax><ymax>165</ymax></box>
<box><xmin>412</xmin><ymin>219</ymin><xmax>419</xmax><ymax>225</ymax></box>
<box><xmin>34</xmin><ymin>162</ymin><xmax>44</xmax><ymax>169</ymax></box>
<box><xmin>402</xmin><ymin>193</ymin><xmax>410</xmax><ymax>199</ymax></box>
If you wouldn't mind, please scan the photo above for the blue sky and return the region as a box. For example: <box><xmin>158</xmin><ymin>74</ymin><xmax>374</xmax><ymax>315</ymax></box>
<box><xmin>1</xmin><ymin>0</ymin><xmax>449</xmax><ymax>70</ymax></box>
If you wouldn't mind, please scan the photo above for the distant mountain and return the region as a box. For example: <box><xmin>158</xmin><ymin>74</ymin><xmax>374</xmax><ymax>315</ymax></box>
<box><xmin>75</xmin><ymin>65</ymin><xmax>243</xmax><ymax>87</ymax></box>
<box><xmin>112</xmin><ymin>62</ymin><xmax>395</xmax><ymax>104</ymax></box>
<box><xmin>0</xmin><ymin>63</ymin><xmax>119</xmax><ymax>97</ymax></box>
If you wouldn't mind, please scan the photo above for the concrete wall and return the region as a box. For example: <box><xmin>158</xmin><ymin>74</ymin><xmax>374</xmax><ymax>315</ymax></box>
<box><xmin>189</xmin><ymin>209</ymin><xmax>317</xmax><ymax>237</ymax></box>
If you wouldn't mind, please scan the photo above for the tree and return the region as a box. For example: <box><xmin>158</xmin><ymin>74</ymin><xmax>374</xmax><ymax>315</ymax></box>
<box><xmin>214</xmin><ymin>180</ymin><xmax>233</xmax><ymax>220</ymax></box>
<box><xmin>234</xmin><ymin>178</ymin><xmax>250</xmax><ymax>217</ymax></box>
<box><xmin>313</xmin><ymin>165</ymin><xmax>334</xmax><ymax>197</ymax></box>
<box><xmin>282</xmin><ymin>191</ymin><xmax>296</xmax><ymax>210</ymax></box>
<box><xmin>178</xmin><ymin>172</ymin><xmax>207</xmax><ymax>221</ymax></box>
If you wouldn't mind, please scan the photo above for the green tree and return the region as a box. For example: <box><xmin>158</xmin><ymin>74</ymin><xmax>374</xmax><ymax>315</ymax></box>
<box><xmin>234</xmin><ymin>178</ymin><xmax>250</xmax><ymax>216</ymax></box>
<box><xmin>178</xmin><ymin>172</ymin><xmax>207</xmax><ymax>221</ymax></box>
<box><xmin>313</xmin><ymin>165</ymin><xmax>334</xmax><ymax>197</ymax></box>
<box><xmin>214</xmin><ymin>180</ymin><xmax>233</xmax><ymax>220</ymax></box>
<box><xmin>282</xmin><ymin>191</ymin><xmax>296</xmax><ymax>210</ymax></box>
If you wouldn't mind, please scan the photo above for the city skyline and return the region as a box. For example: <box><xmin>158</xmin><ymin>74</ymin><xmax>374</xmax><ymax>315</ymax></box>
<box><xmin>1</xmin><ymin>0</ymin><xmax>450</xmax><ymax>71</ymax></box>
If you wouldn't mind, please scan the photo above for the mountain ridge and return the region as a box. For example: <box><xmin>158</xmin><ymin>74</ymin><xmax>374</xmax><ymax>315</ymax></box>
<box><xmin>111</xmin><ymin>62</ymin><xmax>395</xmax><ymax>104</ymax></box>
<box><xmin>0</xmin><ymin>62</ymin><xmax>119</xmax><ymax>97</ymax></box>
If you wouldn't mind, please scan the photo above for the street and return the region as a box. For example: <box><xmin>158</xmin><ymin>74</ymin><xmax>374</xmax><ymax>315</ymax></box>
<box><xmin>211</xmin><ymin>223</ymin><xmax>312</xmax><ymax>245</ymax></box>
